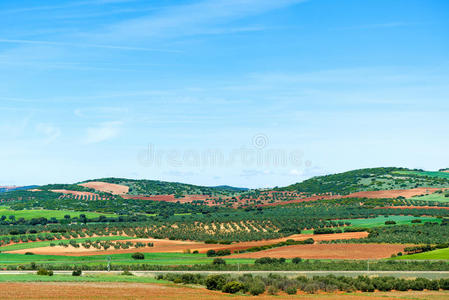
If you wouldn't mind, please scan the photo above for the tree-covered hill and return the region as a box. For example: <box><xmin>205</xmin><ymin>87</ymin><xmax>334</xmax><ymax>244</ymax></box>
<box><xmin>279</xmin><ymin>167</ymin><xmax>449</xmax><ymax>195</ymax></box>
<box><xmin>80</xmin><ymin>178</ymin><xmax>248</xmax><ymax>196</ymax></box>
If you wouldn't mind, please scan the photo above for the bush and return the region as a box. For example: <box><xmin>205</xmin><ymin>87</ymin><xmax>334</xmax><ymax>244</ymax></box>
<box><xmin>72</xmin><ymin>268</ymin><xmax>82</xmax><ymax>276</ymax></box>
<box><xmin>121</xmin><ymin>270</ymin><xmax>133</xmax><ymax>276</ymax></box>
<box><xmin>292</xmin><ymin>257</ymin><xmax>302</xmax><ymax>264</ymax></box>
<box><xmin>385</xmin><ymin>220</ymin><xmax>396</xmax><ymax>225</ymax></box>
<box><xmin>37</xmin><ymin>268</ymin><xmax>53</xmax><ymax>276</ymax></box>
<box><xmin>248</xmin><ymin>280</ymin><xmax>265</xmax><ymax>296</ymax></box>
<box><xmin>205</xmin><ymin>275</ymin><xmax>227</xmax><ymax>291</ymax></box>
<box><xmin>212</xmin><ymin>258</ymin><xmax>226</xmax><ymax>265</ymax></box>
<box><xmin>222</xmin><ymin>281</ymin><xmax>244</xmax><ymax>294</ymax></box>
<box><xmin>267</xmin><ymin>285</ymin><xmax>279</xmax><ymax>295</ymax></box>
<box><xmin>131</xmin><ymin>252</ymin><xmax>145</xmax><ymax>260</ymax></box>
<box><xmin>303</xmin><ymin>282</ymin><xmax>320</xmax><ymax>294</ymax></box>
<box><xmin>206</xmin><ymin>250</ymin><xmax>216</xmax><ymax>257</ymax></box>
<box><xmin>285</xmin><ymin>285</ymin><xmax>297</xmax><ymax>295</ymax></box>
<box><xmin>24</xmin><ymin>252</ymin><xmax>34</xmax><ymax>255</ymax></box>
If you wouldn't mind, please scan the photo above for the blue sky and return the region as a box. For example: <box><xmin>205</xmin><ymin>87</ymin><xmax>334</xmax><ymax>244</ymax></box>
<box><xmin>0</xmin><ymin>0</ymin><xmax>448</xmax><ymax>188</ymax></box>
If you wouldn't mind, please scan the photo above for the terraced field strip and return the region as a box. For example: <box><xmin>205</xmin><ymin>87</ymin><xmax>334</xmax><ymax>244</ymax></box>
<box><xmin>0</xmin><ymin>236</ymin><xmax>132</xmax><ymax>251</ymax></box>
<box><xmin>0</xmin><ymin>208</ymin><xmax>115</xmax><ymax>220</ymax></box>
<box><xmin>343</xmin><ymin>215</ymin><xmax>441</xmax><ymax>228</ymax></box>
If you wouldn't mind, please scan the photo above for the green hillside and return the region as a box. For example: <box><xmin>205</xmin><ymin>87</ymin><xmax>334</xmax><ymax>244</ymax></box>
<box><xmin>81</xmin><ymin>178</ymin><xmax>247</xmax><ymax>196</ymax></box>
<box><xmin>280</xmin><ymin>167</ymin><xmax>449</xmax><ymax>195</ymax></box>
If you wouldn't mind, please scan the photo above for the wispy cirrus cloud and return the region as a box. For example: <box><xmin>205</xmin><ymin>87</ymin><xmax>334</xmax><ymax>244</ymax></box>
<box><xmin>84</xmin><ymin>121</ymin><xmax>123</xmax><ymax>144</ymax></box>
<box><xmin>0</xmin><ymin>38</ymin><xmax>178</xmax><ymax>52</ymax></box>
<box><xmin>97</xmin><ymin>0</ymin><xmax>307</xmax><ymax>40</ymax></box>
<box><xmin>36</xmin><ymin>123</ymin><xmax>61</xmax><ymax>144</ymax></box>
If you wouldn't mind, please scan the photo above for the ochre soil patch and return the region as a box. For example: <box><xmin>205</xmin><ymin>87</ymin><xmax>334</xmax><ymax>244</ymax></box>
<box><xmin>6</xmin><ymin>232</ymin><xmax>368</xmax><ymax>256</ymax></box>
<box><xmin>345</xmin><ymin>187</ymin><xmax>445</xmax><ymax>199</ymax></box>
<box><xmin>79</xmin><ymin>181</ymin><xmax>129</xmax><ymax>195</ymax></box>
<box><xmin>1</xmin><ymin>282</ymin><xmax>447</xmax><ymax>300</ymax></box>
<box><xmin>230</xmin><ymin>243</ymin><xmax>407</xmax><ymax>260</ymax></box>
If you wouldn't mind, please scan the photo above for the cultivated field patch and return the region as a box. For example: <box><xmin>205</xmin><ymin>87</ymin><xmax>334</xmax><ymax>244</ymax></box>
<box><xmin>230</xmin><ymin>243</ymin><xmax>408</xmax><ymax>260</ymax></box>
<box><xmin>79</xmin><ymin>182</ymin><xmax>129</xmax><ymax>195</ymax></box>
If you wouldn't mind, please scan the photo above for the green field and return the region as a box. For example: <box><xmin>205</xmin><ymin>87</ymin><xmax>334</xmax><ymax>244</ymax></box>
<box><xmin>410</xmin><ymin>193</ymin><xmax>449</xmax><ymax>203</ymax></box>
<box><xmin>0</xmin><ymin>236</ymin><xmax>132</xmax><ymax>251</ymax></box>
<box><xmin>395</xmin><ymin>170</ymin><xmax>449</xmax><ymax>179</ymax></box>
<box><xmin>0</xmin><ymin>208</ymin><xmax>116</xmax><ymax>220</ymax></box>
<box><xmin>0</xmin><ymin>252</ymin><xmax>254</xmax><ymax>267</ymax></box>
<box><xmin>344</xmin><ymin>215</ymin><xmax>440</xmax><ymax>228</ymax></box>
<box><xmin>392</xmin><ymin>248</ymin><xmax>449</xmax><ymax>260</ymax></box>
<box><xmin>0</xmin><ymin>274</ymin><xmax>168</xmax><ymax>283</ymax></box>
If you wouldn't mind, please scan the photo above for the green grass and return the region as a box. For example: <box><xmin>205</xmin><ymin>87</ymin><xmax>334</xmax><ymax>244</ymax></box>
<box><xmin>0</xmin><ymin>274</ymin><xmax>169</xmax><ymax>283</ymax></box>
<box><xmin>0</xmin><ymin>208</ymin><xmax>116</xmax><ymax>220</ymax></box>
<box><xmin>392</xmin><ymin>247</ymin><xmax>449</xmax><ymax>260</ymax></box>
<box><xmin>0</xmin><ymin>236</ymin><xmax>132</xmax><ymax>251</ymax></box>
<box><xmin>344</xmin><ymin>215</ymin><xmax>440</xmax><ymax>228</ymax></box>
<box><xmin>395</xmin><ymin>170</ymin><xmax>449</xmax><ymax>179</ymax></box>
<box><xmin>0</xmin><ymin>252</ymin><xmax>254</xmax><ymax>267</ymax></box>
<box><xmin>410</xmin><ymin>193</ymin><xmax>449</xmax><ymax>203</ymax></box>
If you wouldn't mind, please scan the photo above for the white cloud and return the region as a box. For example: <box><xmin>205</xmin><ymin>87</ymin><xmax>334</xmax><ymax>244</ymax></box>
<box><xmin>36</xmin><ymin>123</ymin><xmax>61</xmax><ymax>144</ymax></box>
<box><xmin>85</xmin><ymin>121</ymin><xmax>123</xmax><ymax>144</ymax></box>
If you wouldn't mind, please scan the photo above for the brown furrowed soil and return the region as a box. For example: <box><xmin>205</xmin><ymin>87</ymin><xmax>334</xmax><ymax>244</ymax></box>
<box><xmin>6</xmin><ymin>232</ymin><xmax>368</xmax><ymax>256</ymax></box>
<box><xmin>230</xmin><ymin>243</ymin><xmax>407</xmax><ymax>260</ymax></box>
<box><xmin>1</xmin><ymin>282</ymin><xmax>448</xmax><ymax>300</ymax></box>
<box><xmin>79</xmin><ymin>181</ymin><xmax>129</xmax><ymax>195</ymax></box>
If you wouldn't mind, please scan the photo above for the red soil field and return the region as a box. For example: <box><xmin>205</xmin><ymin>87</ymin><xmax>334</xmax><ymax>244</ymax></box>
<box><xmin>79</xmin><ymin>181</ymin><xmax>129</xmax><ymax>195</ymax></box>
<box><xmin>6</xmin><ymin>232</ymin><xmax>368</xmax><ymax>256</ymax></box>
<box><xmin>230</xmin><ymin>243</ymin><xmax>408</xmax><ymax>260</ymax></box>
<box><xmin>1</xmin><ymin>282</ymin><xmax>430</xmax><ymax>300</ymax></box>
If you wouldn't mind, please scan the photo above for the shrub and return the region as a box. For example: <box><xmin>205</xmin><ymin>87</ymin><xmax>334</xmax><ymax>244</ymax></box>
<box><xmin>24</xmin><ymin>252</ymin><xmax>34</xmax><ymax>255</ymax></box>
<box><xmin>285</xmin><ymin>285</ymin><xmax>297</xmax><ymax>295</ymax></box>
<box><xmin>121</xmin><ymin>270</ymin><xmax>133</xmax><ymax>276</ymax></box>
<box><xmin>267</xmin><ymin>285</ymin><xmax>279</xmax><ymax>295</ymax></box>
<box><xmin>131</xmin><ymin>252</ymin><xmax>145</xmax><ymax>260</ymax></box>
<box><xmin>292</xmin><ymin>257</ymin><xmax>302</xmax><ymax>264</ymax></box>
<box><xmin>72</xmin><ymin>268</ymin><xmax>82</xmax><ymax>276</ymax></box>
<box><xmin>222</xmin><ymin>281</ymin><xmax>244</xmax><ymax>294</ymax></box>
<box><xmin>37</xmin><ymin>268</ymin><xmax>53</xmax><ymax>276</ymax></box>
<box><xmin>303</xmin><ymin>282</ymin><xmax>320</xmax><ymax>294</ymax></box>
<box><xmin>248</xmin><ymin>280</ymin><xmax>265</xmax><ymax>296</ymax></box>
<box><xmin>205</xmin><ymin>275</ymin><xmax>227</xmax><ymax>291</ymax></box>
<box><xmin>212</xmin><ymin>258</ymin><xmax>226</xmax><ymax>265</ymax></box>
<box><xmin>385</xmin><ymin>220</ymin><xmax>396</xmax><ymax>225</ymax></box>
<box><xmin>206</xmin><ymin>250</ymin><xmax>216</xmax><ymax>257</ymax></box>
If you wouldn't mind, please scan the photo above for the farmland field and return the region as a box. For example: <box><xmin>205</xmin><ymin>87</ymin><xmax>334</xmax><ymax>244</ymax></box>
<box><xmin>343</xmin><ymin>215</ymin><xmax>441</xmax><ymax>228</ymax></box>
<box><xmin>0</xmin><ymin>236</ymin><xmax>132</xmax><ymax>251</ymax></box>
<box><xmin>392</xmin><ymin>248</ymin><xmax>449</xmax><ymax>260</ymax></box>
<box><xmin>0</xmin><ymin>208</ymin><xmax>115</xmax><ymax>220</ymax></box>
